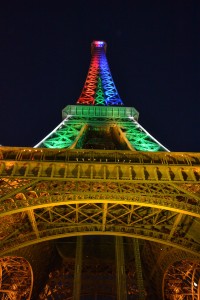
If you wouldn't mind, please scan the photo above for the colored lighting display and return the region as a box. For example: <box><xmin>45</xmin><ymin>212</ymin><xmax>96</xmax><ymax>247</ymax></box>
<box><xmin>35</xmin><ymin>41</ymin><xmax>168</xmax><ymax>152</ymax></box>
<box><xmin>93</xmin><ymin>41</ymin><xmax>105</xmax><ymax>47</ymax></box>
<box><xmin>77</xmin><ymin>40</ymin><xmax>124</xmax><ymax>106</ymax></box>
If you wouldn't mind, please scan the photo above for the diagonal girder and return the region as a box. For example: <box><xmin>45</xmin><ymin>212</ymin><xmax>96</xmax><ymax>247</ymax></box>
<box><xmin>27</xmin><ymin>209</ymin><xmax>40</xmax><ymax>238</ymax></box>
<box><xmin>0</xmin><ymin>178</ymin><xmax>39</xmax><ymax>202</ymax></box>
<box><xmin>167</xmin><ymin>213</ymin><xmax>183</xmax><ymax>240</ymax></box>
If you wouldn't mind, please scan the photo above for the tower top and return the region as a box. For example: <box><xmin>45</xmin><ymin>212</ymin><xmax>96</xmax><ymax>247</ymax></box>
<box><xmin>76</xmin><ymin>41</ymin><xmax>124</xmax><ymax>106</ymax></box>
<box><xmin>91</xmin><ymin>40</ymin><xmax>107</xmax><ymax>53</ymax></box>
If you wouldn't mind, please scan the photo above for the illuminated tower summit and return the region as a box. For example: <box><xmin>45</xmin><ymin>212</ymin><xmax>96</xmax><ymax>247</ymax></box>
<box><xmin>0</xmin><ymin>41</ymin><xmax>200</xmax><ymax>300</ymax></box>
<box><xmin>77</xmin><ymin>40</ymin><xmax>124</xmax><ymax>106</ymax></box>
<box><xmin>35</xmin><ymin>41</ymin><xmax>167</xmax><ymax>152</ymax></box>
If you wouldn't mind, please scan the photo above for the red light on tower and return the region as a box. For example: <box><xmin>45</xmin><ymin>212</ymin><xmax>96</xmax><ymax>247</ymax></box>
<box><xmin>91</xmin><ymin>40</ymin><xmax>107</xmax><ymax>52</ymax></box>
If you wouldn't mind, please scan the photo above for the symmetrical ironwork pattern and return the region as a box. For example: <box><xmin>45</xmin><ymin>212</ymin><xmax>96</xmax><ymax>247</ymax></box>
<box><xmin>76</xmin><ymin>41</ymin><xmax>123</xmax><ymax>106</ymax></box>
<box><xmin>33</xmin><ymin>38</ymin><xmax>167</xmax><ymax>151</ymax></box>
<box><xmin>0</xmin><ymin>256</ymin><xmax>33</xmax><ymax>300</ymax></box>
<box><xmin>0</xmin><ymin>148</ymin><xmax>199</xmax><ymax>258</ymax></box>
<box><xmin>34</xmin><ymin>106</ymin><xmax>168</xmax><ymax>151</ymax></box>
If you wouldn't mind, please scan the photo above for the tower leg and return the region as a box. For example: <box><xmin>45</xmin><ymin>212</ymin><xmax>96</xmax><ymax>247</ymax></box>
<box><xmin>72</xmin><ymin>236</ymin><xmax>83</xmax><ymax>300</ymax></box>
<box><xmin>115</xmin><ymin>236</ymin><xmax>127</xmax><ymax>300</ymax></box>
<box><xmin>133</xmin><ymin>238</ymin><xmax>146</xmax><ymax>299</ymax></box>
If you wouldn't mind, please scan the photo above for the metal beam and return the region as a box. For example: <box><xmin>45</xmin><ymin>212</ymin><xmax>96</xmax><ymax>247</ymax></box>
<box><xmin>1</xmin><ymin>180</ymin><xmax>200</xmax><ymax>219</ymax></box>
<box><xmin>115</xmin><ymin>236</ymin><xmax>127</xmax><ymax>300</ymax></box>
<box><xmin>168</xmin><ymin>213</ymin><xmax>183</xmax><ymax>240</ymax></box>
<box><xmin>133</xmin><ymin>238</ymin><xmax>146</xmax><ymax>300</ymax></box>
<box><xmin>102</xmin><ymin>203</ymin><xmax>108</xmax><ymax>231</ymax></box>
<box><xmin>0</xmin><ymin>179</ymin><xmax>39</xmax><ymax>202</ymax></box>
<box><xmin>1</xmin><ymin>159</ymin><xmax>199</xmax><ymax>184</ymax></box>
<box><xmin>27</xmin><ymin>210</ymin><xmax>40</xmax><ymax>238</ymax></box>
<box><xmin>1</xmin><ymin>146</ymin><xmax>199</xmax><ymax>165</ymax></box>
<box><xmin>72</xmin><ymin>236</ymin><xmax>83</xmax><ymax>300</ymax></box>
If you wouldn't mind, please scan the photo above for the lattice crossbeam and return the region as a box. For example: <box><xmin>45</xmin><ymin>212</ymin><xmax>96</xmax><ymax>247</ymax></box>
<box><xmin>0</xmin><ymin>191</ymin><xmax>200</xmax><ymax>256</ymax></box>
<box><xmin>34</xmin><ymin>113</ymin><xmax>168</xmax><ymax>150</ymax></box>
<box><xmin>34</xmin><ymin>116</ymin><xmax>85</xmax><ymax>149</ymax></box>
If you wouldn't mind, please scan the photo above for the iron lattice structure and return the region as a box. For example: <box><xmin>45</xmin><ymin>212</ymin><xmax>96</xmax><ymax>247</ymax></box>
<box><xmin>0</xmin><ymin>41</ymin><xmax>200</xmax><ymax>299</ymax></box>
<box><xmin>0</xmin><ymin>256</ymin><xmax>33</xmax><ymax>300</ymax></box>
<box><xmin>35</xmin><ymin>105</ymin><xmax>168</xmax><ymax>151</ymax></box>
<box><xmin>76</xmin><ymin>41</ymin><xmax>123</xmax><ymax>106</ymax></box>
<box><xmin>163</xmin><ymin>260</ymin><xmax>200</xmax><ymax>299</ymax></box>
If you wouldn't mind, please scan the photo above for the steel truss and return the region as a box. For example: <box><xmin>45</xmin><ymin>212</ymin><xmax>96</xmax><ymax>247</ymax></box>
<box><xmin>34</xmin><ymin>110</ymin><xmax>168</xmax><ymax>150</ymax></box>
<box><xmin>0</xmin><ymin>148</ymin><xmax>199</xmax><ymax>257</ymax></box>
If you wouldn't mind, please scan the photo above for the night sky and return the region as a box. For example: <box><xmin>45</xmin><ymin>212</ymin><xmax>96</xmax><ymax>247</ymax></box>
<box><xmin>0</xmin><ymin>1</ymin><xmax>199</xmax><ymax>152</ymax></box>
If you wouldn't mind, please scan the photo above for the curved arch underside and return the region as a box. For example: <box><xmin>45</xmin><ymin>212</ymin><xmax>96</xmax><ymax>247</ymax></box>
<box><xmin>0</xmin><ymin>183</ymin><xmax>200</xmax><ymax>256</ymax></box>
<box><xmin>0</xmin><ymin>149</ymin><xmax>200</xmax><ymax>279</ymax></box>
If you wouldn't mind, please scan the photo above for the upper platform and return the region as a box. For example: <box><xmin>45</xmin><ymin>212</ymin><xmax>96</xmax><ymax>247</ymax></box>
<box><xmin>62</xmin><ymin>105</ymin><xmax>139</xmax><ymax>120</ymax></box>
<box><xmin>76</xmin><ymin>41</ymin><xmax>124</xmax><ymax>106</ymax></box>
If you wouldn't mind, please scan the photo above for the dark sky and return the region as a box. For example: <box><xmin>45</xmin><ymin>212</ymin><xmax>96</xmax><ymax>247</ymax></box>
<box><xmin>0</xmin><ymin>1</ymin><xmax>199</xmax><ymax>152</ymax></box>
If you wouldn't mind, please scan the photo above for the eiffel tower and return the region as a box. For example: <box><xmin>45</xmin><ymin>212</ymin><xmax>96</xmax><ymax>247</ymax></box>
<box><xmin>0</xmin><ymin>41</ymin><xmax>200</xmax><ymax>300</ymax></box>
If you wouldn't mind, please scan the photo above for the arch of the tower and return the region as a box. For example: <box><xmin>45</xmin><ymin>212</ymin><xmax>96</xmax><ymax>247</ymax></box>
<box><xmin>0</xmin><ymin>148</ymin><xmax>200</xmax><ymax>298</ymax></box>
<box><xmin>1</xmin><ymin>191</ymin><xmax>200</xmax><ymax>257</ymax></box>
<box><xmin>1</xmin><ymin>171</ymin><xmax>200</xmax><ymax>254</ymax></box>
<box><xmin>2</xmin><ymin>235</ymin><xmax>200</xmax><ymax>299</ymax></box>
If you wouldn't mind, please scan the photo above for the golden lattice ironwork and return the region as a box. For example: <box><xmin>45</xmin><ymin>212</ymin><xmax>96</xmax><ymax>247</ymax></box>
<box><xmin>163</xmin><ymin>260</ymin><xmax>200</xmax><ymax>299</ymax></box>
<box><xmin>0</xmin><ymin>148</ymin><xmax>199</xmax><ymax>258</ymax></box>
<box><xmin>0</xmin><ymin>256</ymin><xmax>33</xmax><ymax>300</ymax></box>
